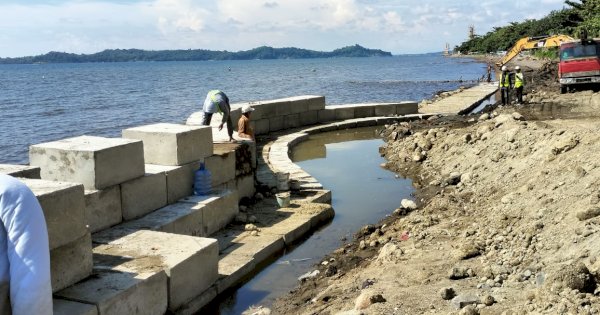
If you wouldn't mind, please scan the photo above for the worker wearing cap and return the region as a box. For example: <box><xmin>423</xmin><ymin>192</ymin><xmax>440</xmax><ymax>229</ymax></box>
<box><xmin>238</xmin><ymin>105</ymin><xmax>255</xmax><ymax>140</ymax></box>
<box><xmin>499</xmin><ymin>65</ymin><xmax>512</xmax><ymax>105</ymax></box>
<box><xmin>514</xmin><ymin>66</ymin><xmax>524</xmax><ymax>104</ymax></box>
<box><xmin>202</xmin><ymin>90</ymin><xmax>234</xmax><ymax>142</ymax></box>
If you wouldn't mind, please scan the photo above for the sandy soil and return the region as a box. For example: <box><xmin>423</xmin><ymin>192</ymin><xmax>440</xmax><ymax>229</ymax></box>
<box><xmin>269</xmin><ymin>59</ymin><xmax>600</xmax><ymax>315</ymax></box>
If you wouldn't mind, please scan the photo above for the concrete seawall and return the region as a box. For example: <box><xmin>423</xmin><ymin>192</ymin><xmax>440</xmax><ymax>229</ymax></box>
<box><xmin>0</xmin><ymin>95</ymin><xmax>422</xmax><ymax>315</ymax></box>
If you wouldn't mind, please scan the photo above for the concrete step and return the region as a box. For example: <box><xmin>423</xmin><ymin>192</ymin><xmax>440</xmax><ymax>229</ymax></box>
<box><xmin>53</xmin><ymin>299</ymin><xmax>97</xmax><ymax>315</ymax></box>
<box><xmin>93</xmin><ymin>230</ymin><xmax>218</xmax><ymax>313</ymax></box>
<box><xmin>0</xmin><ymin>163</ymin><xmax>40</xmax><ymax>178</ymax></box>
<box><xmin>93</xmin><ymin>189</ymin><xmax>239</xmax><ymax>243</ymax></box>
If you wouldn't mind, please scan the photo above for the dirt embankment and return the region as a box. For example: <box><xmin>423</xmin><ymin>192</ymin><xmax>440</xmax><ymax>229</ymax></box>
<box><xmin>270</xmin><ymin>60</ymin><xmax>600</xmax><ymax>315</ymax></box>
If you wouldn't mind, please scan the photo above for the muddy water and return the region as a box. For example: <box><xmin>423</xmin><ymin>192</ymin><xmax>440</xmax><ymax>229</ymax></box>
<box><xmin>207</xmin><ymin>127</ymin><xmax>414</xmax><ymax>314</ymax></box>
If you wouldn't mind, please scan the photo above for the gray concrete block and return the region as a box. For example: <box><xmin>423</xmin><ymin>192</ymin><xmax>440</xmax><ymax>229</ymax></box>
<box><xmin>85</xmin><ymin>186</ymin><xmax>122</xmax><ymax>233</ymax></box>
<box><xmin>122</xmin><ymin>123</ymin><xmax>213</xmax><ymax>166</ymax></box>
<box><xmin>269</xmin><ymin>116</ymin><xmax>284</xmax><ymax>132</ymax></box>
<box><xmin>56</xmin><ymin>268</ymin><xmax>168</xmax><ymax>315</ymax></box>
<box><xmin>334</xmin><ymin>107</ymin><xmax>355</xmax><ymax>120</ymax></box>
<box><xmin>21</xmin><ymin>179</ymin><xmax>87</xmax><ymax>250</ymax></box>
<box><xmin>0</xmin><ymin>164</ymin><xmax>40</xmax><ymax>179</ymax></box>
<box><xmin>299</xmin><ymin>110</ymin><xmax>318</xmax><ymax>126</ymax></box>
<box><xmin>374</xmin><ymin>104</ymin><xmax>396</xmax><ymax>116</ymax></box>
<box><xmin>53</xmin><ymin>299</ymin><xmax>98</xmax><ymax>315</ymax></box>
<box><xmin>29</xmin><ymin>135</ymin><xmax>145</xmax><ymax>190</ymax></box>
<box><xmin>174</xmin><ymin>286</ymin><xmax>217</xmax><ymax>315</ymax></box>
<box><xmin>283</xmin><ymin>114</ymin><xmax>300</xmax><ymax>129</ymax></box>
<box><xmin>205</xmin><ymin>150</ymin><xmax>235</xmax><ymax>187</ymax></box>
<box><xmin>254</xmin><ymin>118</ymin><xmax>270</xmax><ymax>135</ymax></box>
<box><xmin>274</xmin><ymin>101</ymin><xmax>293</xmax><ymax>116</ymax></box>
<box><xmin>251</xmin><ymin>102</ymin><xmax>276</xmax><ymax>120</ymax></box>
<box><xmin>318</xmin><ymin>109</ymin><xmax>336</xmax><ymax>123</ymax></box>
<box><xmin>216</xmin><ymin>253</ymin><xmax>256</xmax><ymax>294</ymax></box>
<box><xmin>146</xmin><ymin>162</ymin><xmax>198</xmax><ymax>205</ymax></box>
<box><xmin>353</xmin><ymin>105</ymin><xmax>375</xmax><ymax>118</ymax></box>
<box><xmin>288</xmin><ymin>97</ymin><xmax>309</xmax><ymax>114</ymax></box>
<box><xmin>94</xmin><ymin>230</ymin><xmax>218</xmax><ymax>312</ymax></box>
<box><xmin>396</xmin><ymin>101</ymin><xmax>419</xmax><ymax>115</ymax></box>
<box><xmin>50</xmin><ymin>233</ymin><xmax>93</xmax><ymax>292</ymax></box>
<box><xmin>180</xmin><ymin>190</ymin><xmax>239</xmax><ymax>236</ymax></box>
<box><xmin>306</xmin><ymin>95</ymin><xmax>326</xmax><ymax>111</ymax></box>
<box><xmin>120</xmin><ymin>169</ymin><xmax>167</xmax><ymax>221</ymax></box>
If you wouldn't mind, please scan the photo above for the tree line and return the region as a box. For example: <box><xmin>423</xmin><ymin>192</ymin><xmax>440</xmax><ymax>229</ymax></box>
<box><xmin>0</xmin><ymin>45</ymin><xmax>392</xmax><ymax>64</ymax></box>
<box><xmin>455</xmin><ymin>0</ymin><xmax>600</xmax><ymax>54</ymax></box>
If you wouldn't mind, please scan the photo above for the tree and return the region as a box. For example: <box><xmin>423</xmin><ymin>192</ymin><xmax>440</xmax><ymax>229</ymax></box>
<box><xmin>565</xmin><ymin>0</ymin><xmax>600</xmax><ymax>37</ymax></box>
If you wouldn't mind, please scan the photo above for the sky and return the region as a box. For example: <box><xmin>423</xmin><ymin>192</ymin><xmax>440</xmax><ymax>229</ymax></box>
<box><xmin>0</xmin><ymin>0</ymin><xmax>568</xmax><ymax>58</ymax></box>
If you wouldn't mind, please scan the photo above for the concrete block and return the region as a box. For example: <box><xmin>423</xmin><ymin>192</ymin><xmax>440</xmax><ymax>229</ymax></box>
<box><xmin>216</xmin><ymin>254</ymin><xmax>256</xmax><ymax>294</ymax></box>
<box><xmin>374</xmin><ymin>104</ymin><xmax>396</xmax><ymax>116</ymax></box>
<box><xmin>180</xmin><ymin>190</ymin><xmax>239</xmax><ymax>236</ymax></box>
<box><xmin>56</xmin><ymin>267</ymin><xmax>168</xmax><ymax>315</ymax></box>
<box><xmin>175</xmin><ymin>286</ymin><xmax>217</xmax><ymax>315</ymax></box>
<box><xmin>221</xmin><ymin>233</ymin><xmax>284</xmax><ymax>266</ymax></box>
<box><xmin>29</xmin><ymin>135</ymin><xmax>145</xmax><ymax>190</ymax></box>
<box><xmin>353</xmin><ymin>105</ymin><xmax>375</xmax><ymax>118</ymax></box>
<box><xmin>120</xmin><ymin>169</ymin><xmax>167</xmax><ymax>221</ymax></box>
<box><xmin>283</xmin><ymin>114</ymin><xmax>300</xmax><ymax>130</ymax></box>
<box><xmin>0</xmin><ymin>164</ymin><xmax>40</xmax><ymax>178</ymax></box>
<box><xmin>85</xmin><ymin>186</ymin><xmax>122</xmax><ymax>233</ymax></box>
<box><xmin>274</xmin><ymin>101</ymin><xmax>293</xmax><ymax>116</ymax></box>
<box><xmin>263</xmin><ymin>216</ymin><xmax>312</xmax><ymax>246</ymax></box>
<box><xmin>334</xmin><ymin>107</ymin><xmax>355</xmax><ymax>120</ymax></box>
<box><xmin>146</xmin><ymin>162</ymin><xmax>198</xmax><ymax>204</ymax></box>
<box><xmin>53</xmin><ymin>299</ymin><xmax>97</xmax><ymax>315</ymax></box>
<box><xmin>299</xmin><ymin>110</ymin><xmax>318</xmax><ymax>126</ymax></box>
<box><xmin>306</xmin><ymin>95</ymin><xmax>326</xmax><ymax>111</ymax></box>
<box><xmin>50</xmin><ymin>233</ymin><xmax>93</xmax><ymax>292</ymax></box>
<box><xmin>94</xmin><ymin>230</ymin><xmax>218</xmax><ymax>312</ymax></box>
<box><xmin>254</xmin><ymin>118</ymin><xmax>270</xmax><ymax>135</ymax></box>
<box><xmin>21</xmin><ymin>178</ymin><xmax>87</xmax><ymax>250</ymax></box>
<box><xmin>318</xmin><ymin>109</ymin><xmax>336</xmax><ymax>123</ymax></box>
<box><xmin>269</xmin><ymin>116</ymin><xmax>284</xmax><ymax>132</ymax></box>
<box><xmin>288</xmin><ymin>98</ymin><xmax>309</xmax><ymax>114</ymax></box>
<box><xmin>205</xmin><ymin>150</ymin><xmax>236</xmax><ymax>187</ymax></box>
<box><xmin>122</xmin><ymin>123</ymin><xmax>213</xmax><ymax>166</ymax></box>
<box><xmin>396</xmin><ymin>101</ymin><xmax>419</xmax><ymax>115</ymax></box>
<box><xmin>216</xmin><ymin>175</ymin><xmax>255</xmax><ymax>202</ymax></box>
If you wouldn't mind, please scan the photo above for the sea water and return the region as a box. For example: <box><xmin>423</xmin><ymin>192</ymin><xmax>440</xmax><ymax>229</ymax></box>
<box><xmin>0</xmin><ymin>54</ymin><xmax>485</xmax><ymax>164</ymax></box>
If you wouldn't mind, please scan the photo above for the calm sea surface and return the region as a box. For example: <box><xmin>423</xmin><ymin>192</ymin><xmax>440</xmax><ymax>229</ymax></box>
<box><xmin>0</xmin><ymin>54</ymin><xmax>484</xmax><ymax>164</ymax></box>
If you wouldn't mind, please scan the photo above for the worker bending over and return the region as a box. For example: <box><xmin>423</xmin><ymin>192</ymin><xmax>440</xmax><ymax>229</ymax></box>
<box><xmin>201</xmin><ymin>90</ymin><xmax>234</xmax><ymax>142</ymax></box>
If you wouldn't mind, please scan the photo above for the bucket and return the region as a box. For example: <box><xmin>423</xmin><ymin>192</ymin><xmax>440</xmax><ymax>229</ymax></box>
<box><xmin>276</xmin><ymin>172</ymin><xmax>290</xmax><ymax>191</ymax></box>
<box><xmin>276</xmin><ymin>191</ymin><xmax>291</xmax><ymax>207</ymax></box>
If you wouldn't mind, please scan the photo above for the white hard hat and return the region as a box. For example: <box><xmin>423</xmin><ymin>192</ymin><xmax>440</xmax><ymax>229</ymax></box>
<box><xmin>241</xmin><ymin>105</ymin><xmax>255</xmax><ymax>114</ymax></box>
<box><xmin>501</xmin><ymin>66</ymin><xmax>507</xmax><ymax>71</ymax></box>
<box><xmin>515</xmin><ymin>66</ymin><xmax>521</xmax><ymax>70</ymax></box>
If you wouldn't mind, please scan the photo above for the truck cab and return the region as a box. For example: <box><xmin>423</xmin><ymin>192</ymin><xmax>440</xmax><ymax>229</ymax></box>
<box><xmin>559</xmin><ymin>38</ymin><xmax>600</xmax><ymax>93</ymax></box>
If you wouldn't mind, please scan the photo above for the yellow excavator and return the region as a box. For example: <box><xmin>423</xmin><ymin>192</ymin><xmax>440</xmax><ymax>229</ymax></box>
<box><xmin>496</xmin><ymin>34</ymin><xmax>574</xmax><ymax>66</ymax></box>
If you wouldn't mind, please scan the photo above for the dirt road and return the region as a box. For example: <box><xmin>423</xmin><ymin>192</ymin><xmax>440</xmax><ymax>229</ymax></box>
<box><xmin>271</xmin><ymin>59</ymin><xmax>600</xmax><ymax>315</ymax></box>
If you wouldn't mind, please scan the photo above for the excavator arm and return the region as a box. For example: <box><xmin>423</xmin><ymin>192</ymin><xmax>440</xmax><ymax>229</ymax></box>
<box><xmin>496</xmin><ymin>34</ymin><xmax>574</xmax><ymax>67</ymax></box>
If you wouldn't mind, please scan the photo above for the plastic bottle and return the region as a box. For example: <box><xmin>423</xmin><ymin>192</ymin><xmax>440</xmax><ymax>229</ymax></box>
<box><xmin>193</xmin><ymin>163</ymin><xmax>212</xmax><ymax>196</ymax></box>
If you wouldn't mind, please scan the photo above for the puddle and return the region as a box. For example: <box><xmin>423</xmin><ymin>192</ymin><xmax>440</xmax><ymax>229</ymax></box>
<box><xmin>203</xmin><ymin>126</ymin><xmax>414</xmax><ymax>314</ymax></box>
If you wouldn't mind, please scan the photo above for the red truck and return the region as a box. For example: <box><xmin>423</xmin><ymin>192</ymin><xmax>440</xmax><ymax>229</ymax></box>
<box><xmin>559</xmin><ymin>35</ymin><xmax>600</xmax><ymax>93</ymax></box>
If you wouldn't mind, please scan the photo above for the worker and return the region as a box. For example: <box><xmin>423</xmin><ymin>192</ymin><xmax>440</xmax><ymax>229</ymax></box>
<box><xmin>237</xmin><ymin>105</ymin><xmax>255</xmax><ymax>140</ymax></box>
<box><xmin>201</xmin><ymin>90</ymin><xmax>234</xmax><ymax>142</ymax></box>
<box><xmin>0</xmin><ymin>174</ymin><xmax>53</xmax><ymax>315</ymax></box>
<box><xmin>499</xmin><ymin>65</ymin><xmax>512</xmax><ymax>106</ymax></box>
<box><xmin>514</xmin><ymin>66</ymin><xmax>524</xmax><ymax>104</ymax></box>
<box><xmin>486</xmin><ymin>63</ymin><xmax>492</xmax><ymax>83</ymax></box>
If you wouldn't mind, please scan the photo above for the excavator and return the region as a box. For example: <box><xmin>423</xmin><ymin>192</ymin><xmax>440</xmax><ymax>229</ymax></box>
<box><xmin>496</xmin><ymin>34</ymin><xmax>574</xmax><ymax>66</ymax></box>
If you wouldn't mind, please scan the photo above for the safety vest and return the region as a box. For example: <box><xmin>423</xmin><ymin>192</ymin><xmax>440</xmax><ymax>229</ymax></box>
<box><xmin>500</xmin><ymin>72</ymin><xmax>510</xmax><ymax>88</ymax></box>
<box><xmin>514</xmin><ymin>72</ymin><xmax>524</xmax><ymax>88</ymax></box>
<box><xmin>208</xmin><ymin>90</ymin><xmax>223</xmax><ymax>113</ymax></box>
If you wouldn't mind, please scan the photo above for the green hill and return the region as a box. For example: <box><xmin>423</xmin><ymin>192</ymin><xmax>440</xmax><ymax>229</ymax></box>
<box><xmin>0</xmin><ymin>44</ymin><xmax>392</xmax><ymax>64</ymax></box>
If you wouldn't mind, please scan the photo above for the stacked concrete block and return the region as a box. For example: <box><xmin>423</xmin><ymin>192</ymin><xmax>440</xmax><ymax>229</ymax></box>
<box><xmin>53</xmin><ymin>299</ymin><xmax>97</xmax><ymax>315</ymax></box>
<box><xmin>269</xmin><ymin>116</ymin><xmax>284</xmax><ymax>132</ymax></box>
<box><xmin>180</xmin><ymin>190</ymin><xmax>239</xmax><ymax>236</ymax></box>
<box><xmin>0</xmin><ymin>164</ymin><xmax>40</xmax><ymax>178</ymax></box>
<box><xmin>146</xmin><ymin>163</ymin><xmax>199</xmax><ymax>204</ymax></box>
<box><xmin>253</xmin><ymin>119</ymin><xmax>270</xmax><ymax>135</ymax></box>
<box><xmin>20</xmin><ymin>178</ymin><xmax>92</xmax><ymax>292</ymax></box>
<box><xmin>205</xmin><ymin>147</ymin><xmax>236</xmax><ymax>187</ymax></box>
<box><xmin>299</xmin><ymin>110</ymin><xmax>319</xmax><ymax>126</ymax></box>
<box><xmin>374</xmin><ymin>103</ymin><xmax>397</xmax><ymax>116</ymax></box>
<box><xmin>85</xmin><ymin>186</ymin><xmax>122</xmax><ymax>233</ymax></box>
<box><xmin>396</xmin><ymin>101</ymin><xmax>419</xmax><ymax>115</ymax></box>
<box><xmin>122</xmin><ymin>123</ymin><xmax>213</xmax><ymax>166</ymax></box>
<box><xmin>333</xmin><ymin>106</ymin><xmax>355</xmax><ymax>120</ymax></box>
<box><xmin>353</xmin><ymin>104</ymin><xmax>376</xmax><ymax>118</ymax></box>
<box><xmin>318</xmin><ymin>109</ymin><xmax>336</xmax><ymax>123</ymax></box>
<box><xmin>94</xmin><ymin>230</ymin><xmax>218</xmax><ymax>313</ymax></box>
<box><xmin>120</xmin><ymin>167</ymin><xmax>167</xmax><ymax>220</ymax></box>
<box><xmin>56</xmin><ymin>263</ymin><xmax>168</xmax><ymax>315</ymax></box>
<box><xmin>29</xmin><ymin>135</ymin><xmax>145</xmax><ymax>190</ymax></box>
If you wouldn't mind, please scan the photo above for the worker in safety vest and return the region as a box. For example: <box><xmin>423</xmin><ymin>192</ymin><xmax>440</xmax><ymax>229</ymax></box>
<box><xmin>514</xmin><ymin>66</ymin><xmax>524</xmax><ymax>104</ymax></box>
<box><xmin>499</xmin><ymin>65</ymin><xmax>512</xmax><ymax>106</ymax></box>
<box><xmin>201</xmin><ymin>90</ymin><xmax>234</xmax><ymax>142</ymax></box>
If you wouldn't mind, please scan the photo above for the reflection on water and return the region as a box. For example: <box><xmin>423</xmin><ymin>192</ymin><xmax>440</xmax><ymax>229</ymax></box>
<box><xmin>208</xmin><ymin>127</ymin><xmax>414</xmax><ymax>314</ymax></box>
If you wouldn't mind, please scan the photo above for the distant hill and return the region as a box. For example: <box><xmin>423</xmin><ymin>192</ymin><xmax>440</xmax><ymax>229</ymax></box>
<box><xmin>0</xmin><ymin>44</ymin><xmax>392</xmax><ymax>64</ymax></box>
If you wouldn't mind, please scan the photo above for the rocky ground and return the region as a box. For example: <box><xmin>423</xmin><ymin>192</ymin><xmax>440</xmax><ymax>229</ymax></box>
<box><xmin>269</xmin><ymin>59</ymin><xmax>600</xmax><ymax>315</ymax></box>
